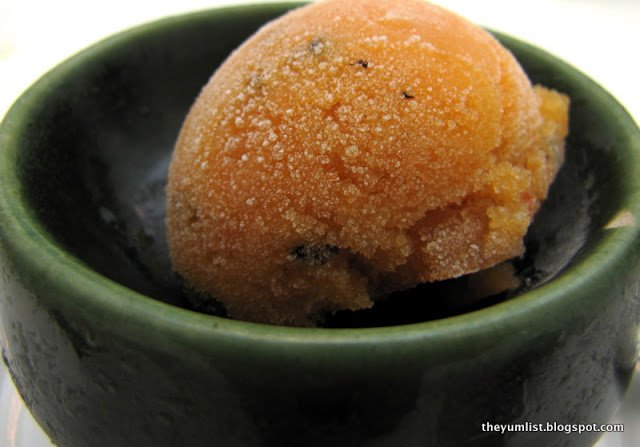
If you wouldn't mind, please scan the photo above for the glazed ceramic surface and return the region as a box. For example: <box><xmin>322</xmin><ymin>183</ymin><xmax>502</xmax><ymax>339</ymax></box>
<box><xmin>1</xmin><ymin>3</ymin><xmax>640</xmax><ymax>447</ymax></box>
<box><xmin>1</xmin><ymin>362</ymin><xmax>640</xmax><ymax>447</ymax></box>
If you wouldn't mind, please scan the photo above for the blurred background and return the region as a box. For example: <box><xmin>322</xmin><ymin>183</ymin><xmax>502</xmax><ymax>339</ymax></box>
<box><xmin>0</xmin><ymin>0</ymin><xmax>638</xmax><ymax>446</ymax></box>
<box><xmin>1</xmin><ymin>0</ymin><xmax>638</xmax><ymax>122</ymax></box>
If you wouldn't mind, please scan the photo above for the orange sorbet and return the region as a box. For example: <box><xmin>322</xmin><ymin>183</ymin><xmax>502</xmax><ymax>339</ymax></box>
<box><xmin>167</xmin><ymin>0</ymin><xmax>569</xmax><ymax>326</ymax></box>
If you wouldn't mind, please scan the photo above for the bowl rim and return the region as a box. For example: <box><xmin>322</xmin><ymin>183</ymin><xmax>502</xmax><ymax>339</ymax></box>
<box><xmin>1</xmin><ymin>2</ymin><xmax>639</xmax><ymax>351</ymax></box>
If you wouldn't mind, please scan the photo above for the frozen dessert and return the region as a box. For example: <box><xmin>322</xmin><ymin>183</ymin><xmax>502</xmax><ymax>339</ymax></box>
<box><xmin>166</xmin><ymin>0</ymin><xmax>569</xmax><ymax>326</ymax></box>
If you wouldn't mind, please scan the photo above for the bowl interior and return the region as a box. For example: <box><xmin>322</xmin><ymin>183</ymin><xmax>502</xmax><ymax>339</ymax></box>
<box><xmin>7</xmin><ymin>3</ymin><xmax>637</xmax><ymax>327</ymax></box>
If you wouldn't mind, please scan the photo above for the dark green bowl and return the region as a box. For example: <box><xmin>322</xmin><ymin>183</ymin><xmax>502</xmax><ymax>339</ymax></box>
<box><xmin>1</xmin><ymin>3</ymin><xmax>640</xmax><ymax>446</ymax></box>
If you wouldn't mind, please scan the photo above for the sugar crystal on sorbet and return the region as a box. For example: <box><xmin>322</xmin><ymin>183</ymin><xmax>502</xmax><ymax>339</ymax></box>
<box><xmin>167</xmin><ymin>0</ymin><xmax>569</xmax><ymax>326</ymax></box>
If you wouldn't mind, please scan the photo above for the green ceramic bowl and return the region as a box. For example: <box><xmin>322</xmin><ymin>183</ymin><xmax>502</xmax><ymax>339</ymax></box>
<box><xmin>1</xmin><ymin>3</ymin><xmax>639</xmax><ymax>447</ymax></box>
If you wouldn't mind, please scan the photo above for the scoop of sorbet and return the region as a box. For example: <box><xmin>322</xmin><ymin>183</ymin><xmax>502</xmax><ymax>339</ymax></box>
<box><xmin>166</xmin><ymin>0</ymin><xmax>569</xmax><ymax>326</ymax></box>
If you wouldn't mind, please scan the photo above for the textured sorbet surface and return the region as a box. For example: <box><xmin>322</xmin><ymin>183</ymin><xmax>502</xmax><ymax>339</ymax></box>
<box><xmin>167</xmin><ymin>0</ymin><xmax>569</xmax><ymax>326</ymax></box>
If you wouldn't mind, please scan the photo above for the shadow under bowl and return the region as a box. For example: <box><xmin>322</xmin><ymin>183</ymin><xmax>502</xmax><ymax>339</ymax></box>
<box><xmin>1</xmin><ymin>2</ymin><xmax>640</xmax><ymax>447</ymax></box>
